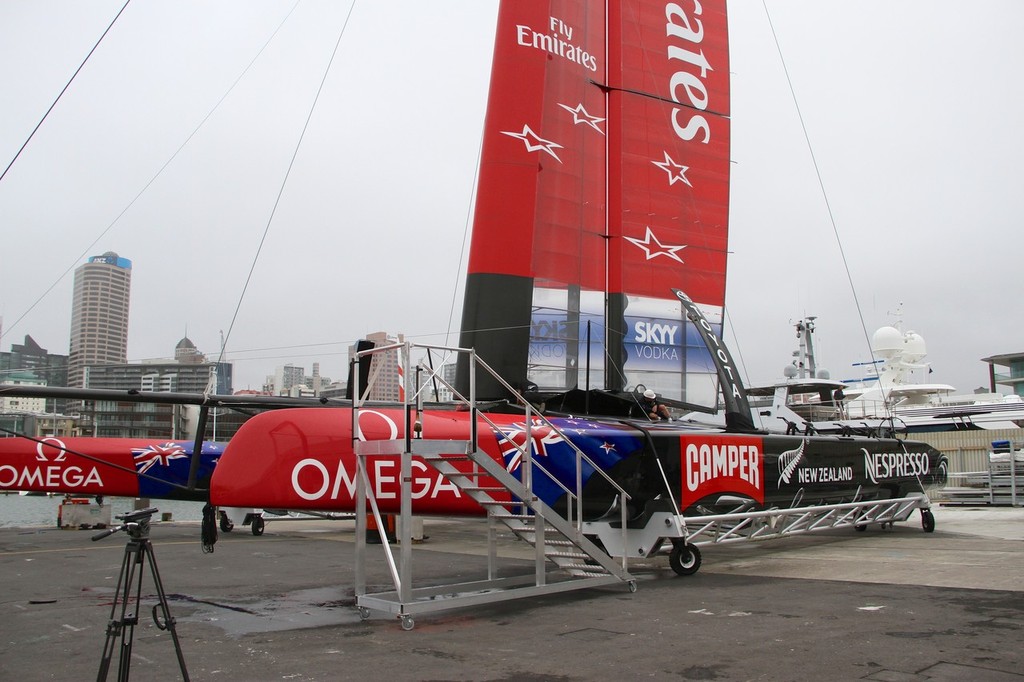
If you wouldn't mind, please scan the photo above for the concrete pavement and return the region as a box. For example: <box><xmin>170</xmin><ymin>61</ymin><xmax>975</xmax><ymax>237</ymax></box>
<box><xmin>1</xmin><ymin>504</ymin><xmax>1022</xmax><ymax>681</ymax></box>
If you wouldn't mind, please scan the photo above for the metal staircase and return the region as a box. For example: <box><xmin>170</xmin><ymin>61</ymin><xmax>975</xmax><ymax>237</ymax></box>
<box><xmin>350</xmin><ymin>342</ymin><xmax>636</xmax><ymax>630</ymax></box>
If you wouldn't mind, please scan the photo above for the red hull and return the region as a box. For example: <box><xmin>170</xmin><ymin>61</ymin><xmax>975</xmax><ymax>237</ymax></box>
<box><xmin>211</xmin><ymin>408</ymin><xmax>515</xmax><ymax>515</ymax></box>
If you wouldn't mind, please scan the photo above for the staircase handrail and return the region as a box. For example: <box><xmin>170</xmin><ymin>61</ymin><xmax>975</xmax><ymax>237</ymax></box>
<box><xmin>353</xmin><ymin>342</ymin><xmax>633</xmax><ymax>531</ymax></box>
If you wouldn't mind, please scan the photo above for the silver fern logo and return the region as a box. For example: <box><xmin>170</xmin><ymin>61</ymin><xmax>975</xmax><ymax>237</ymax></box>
<box><xmin>777</xmin><ymin>439</ymin><xmax>806</xmax><ymax>486</ymax></box>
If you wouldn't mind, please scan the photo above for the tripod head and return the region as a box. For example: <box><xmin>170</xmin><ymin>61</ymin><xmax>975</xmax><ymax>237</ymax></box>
<box><xmin>91</xmin><ymin>507</ymin><xmax>160</xmax><ymax>542</ymax></box>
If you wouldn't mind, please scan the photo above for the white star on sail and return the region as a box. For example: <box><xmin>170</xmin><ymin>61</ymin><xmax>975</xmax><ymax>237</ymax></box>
<box><xmin>557</xmin><ymin>103</ymin><xmax>605</xmax><ymax>134</ymax></box>
<box><xmin>501</xmin><ymin>124</ymin><xmax>563</xmax><ymax>162</ymax></box>
<box><xmin>625</xmin><ymin>226</ymin><xmax>687</xmax><ymax>263</ymax></box>
<box><xmin>652</xmin><ymin>151</ymin><xmax>692</xmax><ymax>187</ymax></box>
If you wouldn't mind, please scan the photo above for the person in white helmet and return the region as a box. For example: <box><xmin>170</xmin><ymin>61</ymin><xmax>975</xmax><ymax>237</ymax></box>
<box><xmin>640</xmin><ymin>389</ymin><xmax>670</xmax><ymax>421</ymax></box>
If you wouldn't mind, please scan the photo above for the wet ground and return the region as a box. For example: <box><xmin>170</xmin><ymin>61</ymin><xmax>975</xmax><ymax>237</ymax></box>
<box><xmin>1</xmin><ymin>506</ymin><xmax>1022</xmax><ymax>681</ymax></box>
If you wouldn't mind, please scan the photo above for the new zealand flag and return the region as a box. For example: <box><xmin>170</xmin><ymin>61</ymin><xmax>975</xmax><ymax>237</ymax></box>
<box><xmin>496</xmin><ymin>418</ymin><xmax>642</xmax><ymax>508</ymax></box>
<box><xmin>132</xmin><ymin>441</ymin><xmax>224</xmax><ymax>498</ymax></box>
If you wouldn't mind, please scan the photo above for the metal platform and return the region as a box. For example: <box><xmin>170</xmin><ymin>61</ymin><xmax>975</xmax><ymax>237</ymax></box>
<box><xmin>347</xmin><ymin>341</ymin><xmax>943</xmax><ymax>629</ymax></box>
<box><xmin>941</xmin><ymin>468</ymin><xmax>1023</xmax><ymax>507</ymax></box>
<box><xmin>938</xmin><ymin>442</ymin><xmax>1022</xmax><ymax>507</ymax></box>
<box><xmin>350</xmin><ymin>342</ymin><xmax>636</xmax><ymax>630</ymax></box>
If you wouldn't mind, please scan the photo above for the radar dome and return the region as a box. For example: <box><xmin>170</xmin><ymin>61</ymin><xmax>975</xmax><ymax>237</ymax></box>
<box><xmin>871</xmin><ymin>326</ymin><xmax>903</xmax><ymax>359</ymax></box>
<box><xmin>783</xmin><ymin>365</ymin><xmax>798</xmax><ymax>379</ymax></box>
<box><xmin>816</xmin><ymin>369</ymin><xmax>831</xmax><ymax>380</ymax></box>
<box><xmin>902</xmin><ymin>331</ymin><xmax>927</xmax><ymax>363</ymax></box>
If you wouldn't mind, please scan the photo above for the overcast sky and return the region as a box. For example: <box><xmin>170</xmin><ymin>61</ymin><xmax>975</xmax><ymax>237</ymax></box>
<box><xmin>1</xmin><ymin>1</ymin><xmax>1021</xmax><ymax>395</ymax></box>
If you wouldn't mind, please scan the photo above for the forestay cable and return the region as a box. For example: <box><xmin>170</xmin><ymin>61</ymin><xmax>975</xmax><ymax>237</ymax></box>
<box><xmin>760</xmin><ymin>1</ymin><xmax>878</xmax><ymax>367</ymax></box>
<box><xmin>0</xmin><ymin>1</ymin><xmax>303</xmax><ymax>345</ymax></box>
<box><xmin>0</xmin><ymin>0</ymin><xmax>132</xmax><ymax>185</ymax></box>
<box><xmin>218</xmin><ymin>1</ymin><xmax>359</xmax><ymax>364</ymax></box>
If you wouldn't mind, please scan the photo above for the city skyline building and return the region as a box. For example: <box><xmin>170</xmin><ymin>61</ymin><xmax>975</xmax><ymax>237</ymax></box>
<box><xmin>68</xmin><ymin>251</ymin><xmax>132</xmax><ymax>388</ymax></box>
<box><xmin>266</xmin><ymin>364</ymin><xmax>306</xmax><ymax>396</ymax></box>
<box><xmin>982</xmin><ymin>352</ymin><xmax>1024</xmax><ymax>398</ymax></box>
<box><xmin>263</xmin><ymin>363</ymin><xmax>333</xmax><ymax>397</ymax></box>
<box><xmin>0</xmin><ymin>370</ymin><xmax>75</xmax><ymax>440</ymax></box>
<box><xmin>0</xmin><ymin>371</ymin><xmax>47</xmax><ymax>413</ymax></box>
<box><xmin>350</xmin><ymin>331</ymin><xmax>405</xmax><ymax>402</ymax></box>
<box><xmin>79</xmin><ymin>336</ymin><xmax>233</xmax><ymax>438</ymax></box>
<box><xmin>0</xmin><ymin>334</ymin><xmax>69</xmax><ymax>413</ymax></box>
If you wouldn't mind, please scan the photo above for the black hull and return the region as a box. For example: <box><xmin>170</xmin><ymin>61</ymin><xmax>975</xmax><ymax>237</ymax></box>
<box><xmin>565</xmin><ymin>428</ymin><xmax>947</xmax><ymax>521</ymax></box>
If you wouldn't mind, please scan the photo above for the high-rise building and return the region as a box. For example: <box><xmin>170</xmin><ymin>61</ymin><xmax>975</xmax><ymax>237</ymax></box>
<box><xmin>0</xmin><ymin>335</ymin><xmax>69</xmax><ymax>413</ymax></box>
<box><xmin>78</xmin><ymin>337</ymin><xmax>234</xmax><ymax>438</ymax></box>
<box><xmin>68</xmin><ymin>252</ymin><xmax>132</xmax><ymax>388</ymax></box>
<box><xmin>350</xmin><ymin>332</ymin><xmax>405</xmax><ymax>402</ymax></box>
<box><xmin>265</xmin><ymin>364</ymin><xmax>305</xmax><ymax>396</ymax></box>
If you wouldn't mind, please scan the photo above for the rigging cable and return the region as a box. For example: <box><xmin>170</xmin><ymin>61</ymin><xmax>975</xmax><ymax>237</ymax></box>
<box><xmin>0</xmin><ymin>0</ymin><xmax>131</xmax><ymax>185</ymax></box>
<box><xmin>0</xmin><ymin>1</ymin><xmax>303</xmax><ymax>346</ymax></box>
<box><xmin>218</xmin><ymin>0</ymin><xmax>358</xmax><ymax>365</ymax></box>
<box><xmin>445</xmin><ymin>126</ymin><xmax>485</xmax><ymax>347</ymax></box>
<box><xmin>445</xmin><ymin>5</ymin><xmax>500</xmax><ymax>348</ymax></box>
<box><xmin>760</xmin><ymin>1</ymin><xmax>881</xmax><ymax>385</ymax></box>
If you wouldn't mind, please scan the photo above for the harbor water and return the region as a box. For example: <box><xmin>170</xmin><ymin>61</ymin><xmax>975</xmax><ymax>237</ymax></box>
<box><xmin>0</xmin><ymin>492</ymin><xmax>205</xmax><ymax>528</ymax></box>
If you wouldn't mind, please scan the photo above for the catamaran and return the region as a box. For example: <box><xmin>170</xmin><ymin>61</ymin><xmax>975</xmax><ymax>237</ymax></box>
<box><xmin>1</xmin><ymin>4</ymin><xmax>947</xmax><ymax>614</ymax></box>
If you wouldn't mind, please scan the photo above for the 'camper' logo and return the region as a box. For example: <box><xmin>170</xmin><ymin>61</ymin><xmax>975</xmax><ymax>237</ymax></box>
<box><xmin>681</xmin><ymin>436</ymin><xmax>764</xmax><ymax>505</ymax></box>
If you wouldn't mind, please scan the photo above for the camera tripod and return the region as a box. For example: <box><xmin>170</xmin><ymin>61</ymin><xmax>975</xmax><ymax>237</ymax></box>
<box><xmin>92</xmin><ymin>507</ymin><xmax>189</xmax><ymax>681</ymax></box>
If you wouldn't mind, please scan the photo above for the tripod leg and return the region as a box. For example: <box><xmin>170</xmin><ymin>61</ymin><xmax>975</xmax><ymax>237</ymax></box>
<box><xmin>97</xmin><ymin>545</ymin><xmax>133</xmax><ymax>681</ymax></box>
<box><xmin>143</xmin><ymin>542</ymin><xmax>190</xmax><ymax>681</ymax></box>
<box><xmin>117</xmin><ymin>541</ymin><xmax>145</xmax><ymax>682</ymax></box>
<box><xmin>97</xmin><ymin>541</ymin><xmax>143</xmax><ymax>682</ymax></box>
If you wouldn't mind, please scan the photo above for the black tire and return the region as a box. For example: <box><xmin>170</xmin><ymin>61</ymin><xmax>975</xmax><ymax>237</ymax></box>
<box><xmin>251</xmin><ymin>516</ymin><xmax>265</xmax><ymax>536</ymax></box>
<box><xmin>854</xmin><ymin>524</ymin><xmax>867</xmax><ymax>532</ymax></box>
<box><xmin>669</xmin><ymin>543</ymin><xmax>701</xmax><ymax>576</ymax></box>
<box><xmin>921</xmin><ymin>510</ymin><xmax>935</xmax><ymax>533</ymax></box>
<box><xmin>219</xmin><ymin>514</ymin><xmax>233</xmax><ymax>533</ymax></box>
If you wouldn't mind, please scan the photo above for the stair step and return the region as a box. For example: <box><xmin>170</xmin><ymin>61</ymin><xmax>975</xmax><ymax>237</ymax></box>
<box><xmin>519</xmin><ymin>538</ymin><xmax>574</xmax><ymax>547</ymax></box>
<box><xmin>516</xmin><ymin>527</ymin><xmax>562</xmax><ymax>535</ymax></box>
<box><xmin>556</xmin><ymin>561</ymin><xmax>609</xmax><ymax>570</ymax></box>
<box><xmin>422</xmin><ymin>446</ymin><xmax>625</xmax><ymax>582</ymax></box>
<box><xmin>566</xmin><ymin>569</ymin><xmax>614</xmax><ymax>578</ymax></box>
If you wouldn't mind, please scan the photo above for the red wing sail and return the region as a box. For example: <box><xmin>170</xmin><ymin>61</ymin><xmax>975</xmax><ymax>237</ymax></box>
<box><xmin>458</xmin><ymin>0</ymin><xmax>731</xmax><ymax>405</ymax></box>
<box><xmin>458</xmin><ymin>2</ymin><xmax>608</xmax><ymax>396</ymax></box>
<box><xmin>608</xmin><ymin>0</ymin><xmax>731</xmax><ymax>404</ymax></box>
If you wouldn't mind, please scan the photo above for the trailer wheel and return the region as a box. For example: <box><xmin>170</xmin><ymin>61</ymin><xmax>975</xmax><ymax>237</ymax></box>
<box><xmin>921</xmin><ymin>510</ymin><xmax>935</xmax><ymax>533</ymax></box>
<box><xmin>251</xmin><ymin>516</ymin><xmax>265</xmax><ymax>536</ymax></box>
<box><xmin>854</xmin><ymin>524</ymin><xmax>867</xmax><ymax>532</ymax></box>
<box><xmin>669</xmin><ymin>543</ymin><xmax>701</xmax><ymax>576</ymax></box>
<box><xmin>219</xmin><ymin>512</ymin><xmax>233</xmax><ymax>533</ymax></box>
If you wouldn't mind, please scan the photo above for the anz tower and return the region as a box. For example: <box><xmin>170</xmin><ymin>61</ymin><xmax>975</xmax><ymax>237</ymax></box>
<box><xmin>68</xmin><ymin>251</ymin><xmax>132</xmax><ymax>388</ymax></box>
